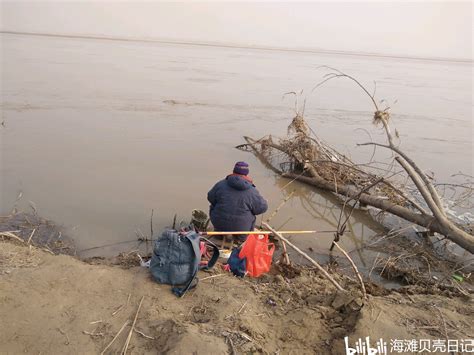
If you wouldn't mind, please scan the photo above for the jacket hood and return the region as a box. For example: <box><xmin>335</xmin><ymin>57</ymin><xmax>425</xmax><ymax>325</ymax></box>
<box><xmin>226</xmin><ymin>174</ymin><xmax>253</xmax><ymax>191</ymax></box>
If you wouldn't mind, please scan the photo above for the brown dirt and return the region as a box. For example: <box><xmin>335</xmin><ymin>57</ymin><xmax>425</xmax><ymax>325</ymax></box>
<box><xmin>1</xmin><ymin>240</ymin><xmax>473</xmax><ymax>354</ymax></box>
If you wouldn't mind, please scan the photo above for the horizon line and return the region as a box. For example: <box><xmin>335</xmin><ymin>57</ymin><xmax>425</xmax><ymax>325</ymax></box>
<box><xmin>1</xmin><ymin>30</ymin><xmax>472</xmax><ymax>65</ymax></box>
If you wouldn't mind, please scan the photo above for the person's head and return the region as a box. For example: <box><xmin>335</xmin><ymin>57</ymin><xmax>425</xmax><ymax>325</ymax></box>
<box><xmin>233</xmin><ymin>161</ymin><xmax>249</xmax><ymax>176</ymax></box>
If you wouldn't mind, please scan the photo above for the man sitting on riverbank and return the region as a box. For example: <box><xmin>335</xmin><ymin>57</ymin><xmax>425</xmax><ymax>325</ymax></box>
<box><xmin>207</xmin><ymin>162</ymin><xmax>268</xmax><ymax>242</ymax></box>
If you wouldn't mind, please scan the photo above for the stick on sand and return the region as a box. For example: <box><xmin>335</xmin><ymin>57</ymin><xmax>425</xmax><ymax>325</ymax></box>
<box><xmin>100</xmin><ymin>320</ymin><xmax>129</xmax><ymax>355</ymax></box>
<box><xmin>121</xmin><ymin>296</ymin><xmax>144</xmax><ymax>355</ymax></box>
<box><xmin>333</xmin><ymin>241</ymin><xmax>366</xmax><ymax>299</ymax></box>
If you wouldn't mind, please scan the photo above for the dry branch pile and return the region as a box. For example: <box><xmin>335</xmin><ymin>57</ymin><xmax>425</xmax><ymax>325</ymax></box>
<box><xmin>237</xmin><ymin>69</ymin><xmax>474</xmax><ymax>254</ymax></box>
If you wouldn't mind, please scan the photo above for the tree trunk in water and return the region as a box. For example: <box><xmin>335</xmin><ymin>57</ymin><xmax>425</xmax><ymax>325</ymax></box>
<box><xmin>283</xmin><ymin>173</ymin><xmax>474</xmax><ymax>254</ymax></box>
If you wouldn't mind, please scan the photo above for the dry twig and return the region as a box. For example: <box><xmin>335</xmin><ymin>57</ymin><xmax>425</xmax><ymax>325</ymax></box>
<box><xmin>134</xmin><ymin>328</ymin><xmax>154</xmax><ymax>340</ymax></box>
<box><xmin>0</xmin><ymin>232</ymin><xmax>24</xmax><ymax>243</ymax></box>
<box><xmin>27</xmin><ymin>229</ymin><xmax>36</xmax><ymax>244</ymax></box>
<box><xmin>100</xmin><ymin>320</ymin><xmax>129</xmax><ymax>355</ymax></box>
<box><xmin>201</xmin><ymin>274</ymin><xmax>225</xmax><ymax>281</ymax></box>
<box><xmin>121</xmin><ymin>296</ymin><xmax>144</xmax><ymax>355</ymax></box>
<box><xmin>333</xmin><ymin>241</ymin><xmax>367</xmax><ymax>299</ymax></box>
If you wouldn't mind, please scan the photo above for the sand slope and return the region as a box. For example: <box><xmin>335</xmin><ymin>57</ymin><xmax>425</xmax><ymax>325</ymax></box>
<box><xmin>1</xmin><ymin>241</ymin><xmax>472</xmax><ymax>354</ymax></box>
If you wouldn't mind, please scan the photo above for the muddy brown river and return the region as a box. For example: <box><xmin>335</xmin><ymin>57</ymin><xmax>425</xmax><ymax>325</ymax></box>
<box><xmin>1</xmin><ymin>33</ymin><xmax>472</xmax><ymax>276</ymax></box>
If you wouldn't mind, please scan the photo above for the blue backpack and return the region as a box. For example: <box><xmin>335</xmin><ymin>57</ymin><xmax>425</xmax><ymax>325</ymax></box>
<box><xmin>150</xmin><ymin>229</ymin><xmax>219</xmax><ymax>297</ymax></box>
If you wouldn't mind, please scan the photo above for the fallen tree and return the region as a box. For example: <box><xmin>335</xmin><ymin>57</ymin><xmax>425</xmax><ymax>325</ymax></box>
<box><xmin>237</xmin><ymin>69</ymin><xmax>474</xmax><ymax>254</ymax></box>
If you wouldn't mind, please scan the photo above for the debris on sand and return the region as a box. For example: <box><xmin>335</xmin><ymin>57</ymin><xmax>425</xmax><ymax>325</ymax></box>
<box><xmin>1</xmin><ymin>208</ymin><xmax>472</xmax><ymax>353</ymax></box>
<box><xmin>0</xmin><ymin>211</ymin><xmax>75</xmax><ymax>255</ymax></box>
<box><xmin>1</xmin><ymin>240</ymin><xmax>473</xmax><ymax>354</ymax></box>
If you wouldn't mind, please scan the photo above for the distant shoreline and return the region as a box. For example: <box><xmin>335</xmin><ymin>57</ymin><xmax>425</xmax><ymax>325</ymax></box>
<box><xmin>2</xmin><ymin>30</ymin><xmax>472</xmax><ymax>65</ymax></box>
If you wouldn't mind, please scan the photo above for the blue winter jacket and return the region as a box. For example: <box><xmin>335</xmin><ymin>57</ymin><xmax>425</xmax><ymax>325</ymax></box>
<box><xmin>207</xmin><ymin>175</ymin><xmax>268</xmax><ymax>232</ymax></box>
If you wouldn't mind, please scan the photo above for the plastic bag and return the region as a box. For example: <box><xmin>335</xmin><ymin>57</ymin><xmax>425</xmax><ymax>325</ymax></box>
<box><xmin>238</xmin><ymin>234</ymin><xmax>274</xmax><ymax>277</ymax></box>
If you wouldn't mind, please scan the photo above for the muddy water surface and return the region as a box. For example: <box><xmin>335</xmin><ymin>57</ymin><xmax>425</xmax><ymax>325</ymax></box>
<box><xmin>1</xmin><ymin>33</ymin><xmax>472</xmax><ymax>274</ymax></box>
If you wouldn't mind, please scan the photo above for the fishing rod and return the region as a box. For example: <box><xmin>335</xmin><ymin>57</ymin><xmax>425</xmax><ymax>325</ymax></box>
<box><xmin>202</xmin><ymin>230</ymin><xmax>337</xmax><ymax>235</ymax></box>
<box><xmin>77</xmin><ymin>229</ymin><xmax>338</xmax><ymax>253</ymax></box>
<box><xmin>78</xmin><ymin>239</ymin><xmax>146</xmax><ymax>253</ymax></box>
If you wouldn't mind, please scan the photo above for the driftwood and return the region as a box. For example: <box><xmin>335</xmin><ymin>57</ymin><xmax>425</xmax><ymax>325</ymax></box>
<box><xmin>238</xmin><ymin>70</ymin><xmax>474</xmax><ymax>254</ymax></box>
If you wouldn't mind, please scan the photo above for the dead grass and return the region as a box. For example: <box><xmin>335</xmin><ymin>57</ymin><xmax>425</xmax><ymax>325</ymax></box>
<box><xmin>0</xmin><ymin>242</ymin><xmax>41</xmax><ymax>274</ymax></box>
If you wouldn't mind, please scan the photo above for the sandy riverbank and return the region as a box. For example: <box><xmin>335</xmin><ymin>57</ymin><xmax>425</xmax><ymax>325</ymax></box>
<box><xmin>1</xmin><ymin>237</ymin><xmax>473</xmax><ymax>354</ymax></box>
